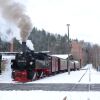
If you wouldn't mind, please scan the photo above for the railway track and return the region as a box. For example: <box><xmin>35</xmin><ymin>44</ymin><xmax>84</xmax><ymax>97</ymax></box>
<box><xmin>70</xmin><ymin>66</ymin><xmax>91</xmax><ymax>91</ymax></box>
<box><xmin>1</xmin><ymin>66</ymin><xmax>100</xmax><ymax>91</ymax></box>
<box><xmin>0</xmin><ymin>83</ymin><xmax>100</xmax><ymax>91</ymax></box>
<box><xmin>69</xmin><ymin>68</ymin><xmax>88</xmax><ymax>91</ymax></box>
<box><xmin>78</xmin><ymin>68</ymin><xmax>88</xmax><ymax>82</ymax></box>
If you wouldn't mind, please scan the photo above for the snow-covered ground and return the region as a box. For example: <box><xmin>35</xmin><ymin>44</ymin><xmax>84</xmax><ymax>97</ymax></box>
<box><xmin>0</xmin><ymin>55</ymin><xmax>100</xmax><ymax>100</ymax></box>
<box><xmin>1</xmin><ymin>91</ymin><xmax>100</xmax><ymax>100</ymax></box>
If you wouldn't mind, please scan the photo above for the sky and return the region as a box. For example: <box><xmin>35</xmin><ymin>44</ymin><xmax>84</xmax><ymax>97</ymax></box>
<box><xmin>16</xmin><ymin>0</ymin><xmax>100</xmax><ymax>44</ymax></box>
<box><xmin>0</xmin><ymin>0</ymin><xmax>100</xmax><ymax>44</ymax></box>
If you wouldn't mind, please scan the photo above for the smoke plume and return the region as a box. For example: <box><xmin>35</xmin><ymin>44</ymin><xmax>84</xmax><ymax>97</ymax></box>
<box><xmin>0</xmin><ymin>0</ymin><xmax>32</xmax><ymax>42</ymax></box>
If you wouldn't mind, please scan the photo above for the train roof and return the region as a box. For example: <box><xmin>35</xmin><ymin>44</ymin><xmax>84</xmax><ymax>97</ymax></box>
<box><xmin>51</xmin><ymin>54</ymin><xmax>72</xmax><ymax>59</ymax></box>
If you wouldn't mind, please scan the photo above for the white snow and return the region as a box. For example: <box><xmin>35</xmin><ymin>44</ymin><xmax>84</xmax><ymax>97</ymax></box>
<box><xmin>0</xmin><ymin>55</ymin><xmax>100</xmax><ymax>100</ymax></box>
<box><xmin>0</xmin><ymin>91</ymin><xmax>100</xmax><ymax>100</ymax></box>
<box><xmin>0</xmin><ymin>55</ymin><xmax>15</xmax><ymax>83</ymax></box>
<box><xmin>51</xmin><ymin>54</ymin><xmax>71</xmax><ymax>59</ymax></box>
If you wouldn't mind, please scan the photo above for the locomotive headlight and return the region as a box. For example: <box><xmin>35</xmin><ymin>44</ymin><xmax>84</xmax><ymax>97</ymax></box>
<box><xmin>30</xmin><ymin>62</ymin><xmax>33</xmax><ymax>65</ymax></box>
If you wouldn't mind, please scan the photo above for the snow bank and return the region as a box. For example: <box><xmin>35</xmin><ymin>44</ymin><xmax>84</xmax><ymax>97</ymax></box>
<box><xmin>0</xmin><ymin>91</ymin><xmax>100</xmax><ymax>100</ymax></box>
<box><xmin>0</xmin><ymin>55</ymin><xmax>15</xmax><ymax>83</ymax></box>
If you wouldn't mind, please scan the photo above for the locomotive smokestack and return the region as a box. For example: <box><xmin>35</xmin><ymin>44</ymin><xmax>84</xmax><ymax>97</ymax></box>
<box><xmin>22</xmin><ymin>41</ymin><xmax>26</xmax><ymax>53</ymax></box>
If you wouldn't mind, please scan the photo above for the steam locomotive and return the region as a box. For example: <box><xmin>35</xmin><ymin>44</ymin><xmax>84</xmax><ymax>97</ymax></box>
<box><xmin>11</xmin><ymin>42</ymin><xmax>80</xmax><ymax>82</ymax></box>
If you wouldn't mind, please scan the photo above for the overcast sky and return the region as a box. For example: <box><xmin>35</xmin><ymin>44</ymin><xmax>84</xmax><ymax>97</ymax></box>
<box><xmin>18</xmin><ymin>0</ymin><xmax>100</xmax><ymax>44</ymax></box>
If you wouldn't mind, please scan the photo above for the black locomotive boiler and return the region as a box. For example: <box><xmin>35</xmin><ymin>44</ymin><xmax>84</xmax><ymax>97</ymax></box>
<box><xmin>11</xmin><ymin>42</ymin><xmax>52</xmax><ymax>82</ymax></box>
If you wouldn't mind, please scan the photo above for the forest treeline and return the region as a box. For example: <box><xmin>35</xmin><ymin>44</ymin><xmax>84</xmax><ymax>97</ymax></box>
<box><xmin>28</xmin><ymin>27</ymin><xmax>70</xmax><ymax>54</ymax></box>
<box><xmin>0</xmin><ymin>27</ymin><xmax>70</xmax><ymax>54</ymax></box>
<box><xmin>0</xmin><ymin>27</ymin><xmax>100</xmax><ymax>68</ymax></box>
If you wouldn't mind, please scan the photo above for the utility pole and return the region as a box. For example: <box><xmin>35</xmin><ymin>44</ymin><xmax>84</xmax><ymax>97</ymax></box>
<box><xmin>67</xmin><ymin>24</ymin><xmax>70</xmax><ymax>75</ymax></box>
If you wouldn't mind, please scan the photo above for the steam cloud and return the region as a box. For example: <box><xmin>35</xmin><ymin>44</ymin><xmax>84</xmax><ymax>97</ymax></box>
<box><xmin>0</xmin><ymin>0</ymin><xmax>32</xmax><ymax>42</ymax></box>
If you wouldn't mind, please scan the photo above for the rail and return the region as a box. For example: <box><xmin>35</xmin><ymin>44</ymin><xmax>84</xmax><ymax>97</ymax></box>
<box><xmin>70</xmin><ymin>67</ymin><xmax>90</xmax><ymax>91</ymax></box>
